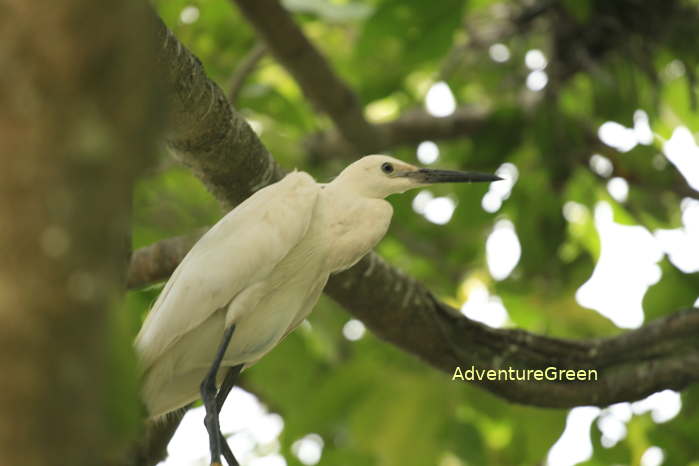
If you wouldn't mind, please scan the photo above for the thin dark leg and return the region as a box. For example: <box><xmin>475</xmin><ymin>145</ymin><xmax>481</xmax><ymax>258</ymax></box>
<box><xmin>217</xmin><ymin>364</ymin><xmax>243</xmax><ymax>466</ymax></box>
<box><xmin>201</xmin><ymin>324</ymin><xmax>236</xmax><ymax>466</ymax></box>
<box><xmin>220</xmin><ymin>434</ymin><xmax>239</xmax><ymax>466</ymax></box>
<box><xmin>217</xmin><ymin>364</ymin><xmax>243</xmax><ymax>413</ymax></box>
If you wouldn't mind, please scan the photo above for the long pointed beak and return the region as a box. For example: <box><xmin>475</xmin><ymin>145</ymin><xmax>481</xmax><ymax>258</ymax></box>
<box><xmin>405</xmin><ymin>168</ymin><xmax>503</xmax><ymax>184</ymax></box>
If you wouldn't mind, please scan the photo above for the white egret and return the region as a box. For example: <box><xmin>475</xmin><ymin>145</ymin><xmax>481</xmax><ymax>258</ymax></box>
<box><xmin>135</xmin><ymin>155</ymin><xmax>501</xmax><ymax>466</ymax></box>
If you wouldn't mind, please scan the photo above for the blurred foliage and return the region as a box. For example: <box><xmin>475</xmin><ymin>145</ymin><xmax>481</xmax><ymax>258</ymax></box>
<box><xmin>129</xmin><ymin>0</ymin><xmax>699</xmax><ymax>464</ymax></box>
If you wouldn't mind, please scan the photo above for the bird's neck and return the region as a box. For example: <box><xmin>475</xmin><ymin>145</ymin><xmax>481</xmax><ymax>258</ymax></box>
<box><xmin>326</xmin><ymin>173</ymin><xmax>384</xmax><ymax>199</ymax></box>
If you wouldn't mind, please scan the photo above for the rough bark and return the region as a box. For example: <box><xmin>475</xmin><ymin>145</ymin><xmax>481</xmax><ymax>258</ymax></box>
<box><xmin>155</xmin><ymin>14</ymin><xmax>285</xmax><ymax>209</ymax></box>
<box><xmin>0</xmin><ymin>2</ymin><xmax>160</xmax><ymax>465</ymax></box>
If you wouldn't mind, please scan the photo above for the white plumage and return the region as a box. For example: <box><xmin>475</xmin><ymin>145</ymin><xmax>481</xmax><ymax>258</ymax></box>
<box><xmin>136</xmin><ymin>156</ymin><xmax>402</xmax><ymax>417</ymax></box>
<box><xmin>134</xmin><ymin>154</ymin><xmax>500</xmax><ymax>464</ymax></box>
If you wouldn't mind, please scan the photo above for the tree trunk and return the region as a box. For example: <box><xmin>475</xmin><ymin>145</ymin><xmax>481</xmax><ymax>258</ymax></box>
<box><xmin>0</xmin><ymin>2</ymin><xmax>160</xmax><ymax>465</ymax></box>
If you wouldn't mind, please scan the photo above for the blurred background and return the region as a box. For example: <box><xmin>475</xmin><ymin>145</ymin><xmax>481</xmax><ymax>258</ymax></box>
<box><xmin>130</xmin><ymin>0</ymin><xmax>699</xmax><ymax>465</ymax></box>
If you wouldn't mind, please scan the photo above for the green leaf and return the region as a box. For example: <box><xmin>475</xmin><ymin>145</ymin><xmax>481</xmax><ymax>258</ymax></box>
<box><xmin>562</xmin><ymin>0</ymin><xmax>590</xmax><ymax>22</ymax></box>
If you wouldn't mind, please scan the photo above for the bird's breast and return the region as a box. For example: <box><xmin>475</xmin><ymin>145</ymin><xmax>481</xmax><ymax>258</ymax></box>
<box><xmin>320</xmin><ymin>197</ymin><xmax>393</xmax><ymax>273</ymax></box>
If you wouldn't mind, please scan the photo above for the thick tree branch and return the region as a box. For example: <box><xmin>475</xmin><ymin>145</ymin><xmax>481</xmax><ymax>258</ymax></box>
<box><xmin>231</xmin><ymin>0</ymin><xmax>384</xmax><ymax>153</ymax></box>
<box><xmin>328</xmin><ymin>255</ymin><xmax>699</xmax><ymax>408</ymax></box>
<box><xmin>155</xmin><ymin>15</ymin><xmax>285</xmax><ymax>209</ymax></box>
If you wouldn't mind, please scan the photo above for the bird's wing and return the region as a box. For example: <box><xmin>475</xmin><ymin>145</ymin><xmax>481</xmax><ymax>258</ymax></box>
<box><xmin>280</xmin><ymin>275</ymin><xmax>328</xmax><ymax>340</ymax></box>
<box><xmin>135</xmin><ymin>171</ymin><xmax>320</xmax><ymax>370</ymax></box>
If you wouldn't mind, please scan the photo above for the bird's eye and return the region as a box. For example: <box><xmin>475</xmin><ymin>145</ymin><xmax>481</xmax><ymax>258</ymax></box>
<box><xmin>381</xmin><ymin>162</ymin><xmax>394</xmax><ymax>174</ymax></box>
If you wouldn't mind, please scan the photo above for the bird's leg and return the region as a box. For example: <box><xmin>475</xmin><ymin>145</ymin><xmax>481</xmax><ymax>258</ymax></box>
<box><xmin>220</xmin><ymin>435</ymin><xmax>239</xmax><ymax>466</ymax></box>
<box><xmin>217</xmin><ymin>364</ymin><xmax>243</xmax><ymax>413</ymax></box>
<box><xmin>217</xmin><ymin>364</ymin><xmax>243</xmax><ymax>466</ymax></box>
<box><xmin>200</xmin><ymin>324</ymin><xmax>236</xmax><ymax>466</ymax></box>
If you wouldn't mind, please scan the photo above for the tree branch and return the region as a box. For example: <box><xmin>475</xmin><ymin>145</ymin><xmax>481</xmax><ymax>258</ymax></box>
<box><xmin>230</xmin><ymin>0</ymin><xmax>384</xmax><ymax>153</ymax></box>
<box><xmin>130</xmin><ymin>410</ymin><xmax>185</xmax><ymax>466</ymax></box>
<box><xmin>306</xmin><ymin>105</ymin><xmax>491</xmax><ymax>160</ymax></box>
<box><xmin>327</xmin><ymin>255</ymin><xmax>699</xmax><ymax>408</ymax></box>
<box><xmin>227</xmin><ymin>42</ymin><xmax>266</xmax><ymax>104</ymax></box>
<box><xmin>127</xmin><ymin>228</ymin><xmax>207</xmax><ymax>289</ymax></box>
<box><xmin>147</xmin><ymin>7</ymin><xmax>699</xmax><ymax>411</ymax></box>
<box><xmin>154</xmin><ymin>15</ymin><xmax>285</xmax><ymax>209</ymax></box>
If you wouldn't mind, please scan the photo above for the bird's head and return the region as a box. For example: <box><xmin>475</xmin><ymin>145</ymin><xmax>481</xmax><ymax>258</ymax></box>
<box><xmin>332</xmin><ymin>154</ymin><xmax>502</xmax><ymax>198</ymax></box>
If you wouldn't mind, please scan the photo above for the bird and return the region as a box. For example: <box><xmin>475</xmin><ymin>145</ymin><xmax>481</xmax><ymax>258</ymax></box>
<box><xmin>135</xmin><ymin>154</ymin><xmax>501</xmax><ymax>466</ymax></box>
